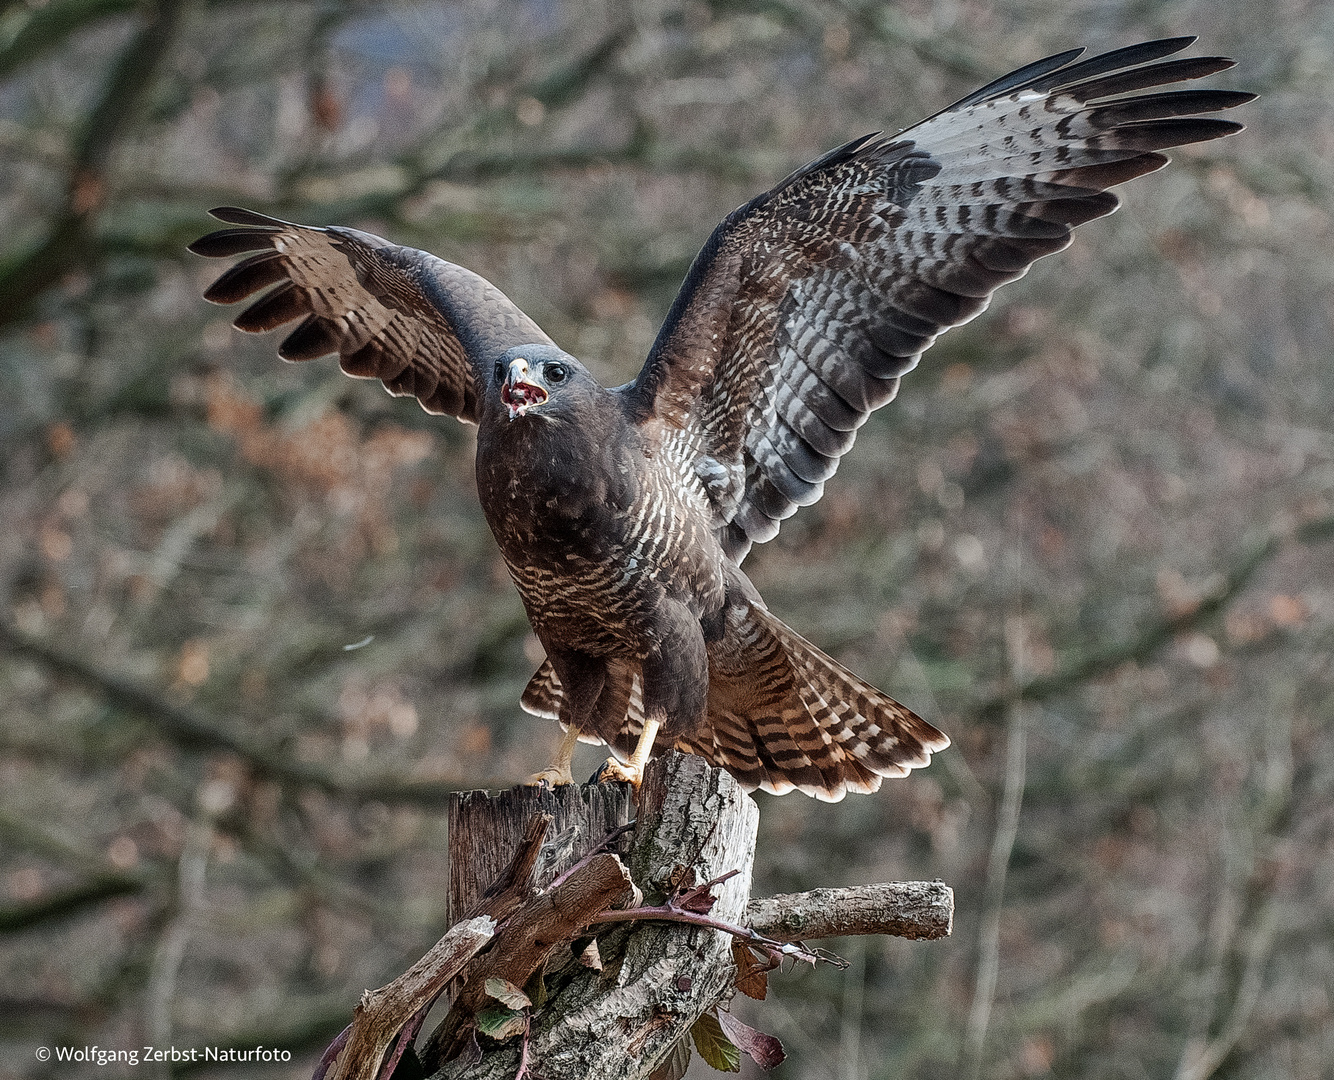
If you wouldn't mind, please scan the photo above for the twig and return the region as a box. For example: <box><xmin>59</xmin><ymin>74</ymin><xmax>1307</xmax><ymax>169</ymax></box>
<box><xmin>973</xmin><ymin>512</ymin><xmax>1334</xmax><ymax>722</ymax></box>
<box><xmin>0</xmin><ymin>0</ymin><xmax>186</xmax><ymax>329</ymax></box>
<box><xmin>146</xmin><ymin>815</ymin><xmax>212</xmax><ymax>1070</ymax></box>
<box><xmin>586</xmin><ymin>903</ymin><xmax>832</xmax><ymax>968</ymax></box>
<box><xmin>0</xmin><ymin>874</ymin><xmax>145</xmax><ymax>933</ymax></box>
<box><xmin>0</xmin><ymin>620</ymin><xmax>493</xmax><ymax>805</ymax></box>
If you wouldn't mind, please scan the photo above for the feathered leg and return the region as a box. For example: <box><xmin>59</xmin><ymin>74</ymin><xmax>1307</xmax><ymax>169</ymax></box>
<box><xmin>599</xmin><ymin>599</ymin><xmax>707</xmax><ymax>787</ymax></box>
<box><xmin>527</xmin><ymin>649</ymin><xmax>605</xmax><ymax>786</ymax></box>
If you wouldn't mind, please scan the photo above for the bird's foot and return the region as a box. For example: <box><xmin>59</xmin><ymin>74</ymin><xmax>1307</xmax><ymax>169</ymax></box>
<box><xmin>525</xmin><ymin>762</ymin><xmax>575</xmax><ymax>788</ymax></box>
<box><xmin>526</xmin><ymin>722</ymin><xmax>581</xmax><ymax>787</ymax></box>
<box><xmin>595</xmin><ymin>756</ymin><xmax>644</xmax><ymax>787</ymax></box>
<box><xmin>594</xmin><ymin>717</ymin><xmax>661</xmax><ymax>789</ymax></box>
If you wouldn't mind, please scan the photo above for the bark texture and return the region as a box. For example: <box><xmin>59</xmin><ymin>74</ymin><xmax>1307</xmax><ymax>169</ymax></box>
<box><xmin>746</xmin><ymin>881</ymin><xmax>954</xmax><ymax>941</ymax></box>
<box><xmin>447</xmin><ymin>776</ymin><xmax>635</xmax><ymax>923</ymax></box>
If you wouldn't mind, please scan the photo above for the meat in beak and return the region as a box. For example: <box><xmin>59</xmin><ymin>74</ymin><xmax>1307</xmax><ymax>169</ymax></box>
<box><xmin>501</xmin><ymin>357</ymin><xmax>548</xmax><ymax>420</ymax></box>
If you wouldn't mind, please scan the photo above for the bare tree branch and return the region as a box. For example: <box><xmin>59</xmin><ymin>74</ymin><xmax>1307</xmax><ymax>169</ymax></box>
<box><xmin>745</xmin><ymin>881</ymin><xmax>953</xmax><ymax>942</ymax></box>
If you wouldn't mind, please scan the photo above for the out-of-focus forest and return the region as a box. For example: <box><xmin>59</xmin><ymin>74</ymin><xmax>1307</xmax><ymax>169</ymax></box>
<box><xmin>0</xmin><ymin>1</ymin><xmax>1330</xmax><ymax>1078</ymax></box>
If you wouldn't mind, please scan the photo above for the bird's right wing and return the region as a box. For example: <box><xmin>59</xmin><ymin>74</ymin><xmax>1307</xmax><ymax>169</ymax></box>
<box><xmin>189</xmin><ymin>208</ymin><xmax>554</xmax><ymax>422</ymax></box>
<box><xmin>619</xmin><ymin>38</ymin><xmax>1252</xmax><ymax>561</ymax></box>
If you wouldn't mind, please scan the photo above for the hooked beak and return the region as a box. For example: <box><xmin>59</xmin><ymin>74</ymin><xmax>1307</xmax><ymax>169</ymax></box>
<box><xmin>501</xmin><ymin>357</ymin><xmax>548</xmax><ymax>420</ymax></box>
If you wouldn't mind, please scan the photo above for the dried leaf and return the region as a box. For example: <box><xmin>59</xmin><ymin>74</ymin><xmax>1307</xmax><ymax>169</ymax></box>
<box><xmin>484</xmin><ymin>976</ymin><xmax>532</xmax><ymax>1011</ymax></box>
<box><xmin>523</xmin><ymin>968</ymin><xmax>548</xmax><ymax>1009</ymax></box>
<box><xmin>677</xmin><ymin>882</ymin><xmax>719</xmax><ymax>914</ymax></box>
<box><xmin>577</xmin><ymin>939</ymin><xmax>603</xmax><ymax>970</ymax></box>
<box><xmin>717</xmin><ymin>1008</ymin><xmax>785</xmax><ymax>1070</ymax></box>
<box><xmin>647</xmin><ymin>1034</ymin><xmax>692</xmax><ymax>1080</ymax></box>
<box><xmin>732</xmin><ymin>943</ymin><xmax>771</xmax><ymax>1000</ymax></box>
<box><xmin>460</xmin><ymin>1029</ymin><xmax>483</xmax><ymax>1068</ymax></box>
<box><xmin>476</xmin><ymin>1005</ymin><xmax>527</xmax><ymax>1041</ymax></box>
<box><xmin>690</xmin><ymin>1011</ymin><xmax>741</xmax><ymax>1073</ymax></box>
<box><xmin>311</xmin><ymin>1023</ymin><xmax>351</xmax><ymax>1080</ymax></box>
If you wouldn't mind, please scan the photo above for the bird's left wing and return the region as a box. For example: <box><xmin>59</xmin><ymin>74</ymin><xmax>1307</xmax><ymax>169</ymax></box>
<box><xmin>190</xmin><ymin>207</ymin><xmax>554</xmax><ymax>422</ymax></box>
<box><xmin>620</xmin><ymin>37</ymin><xmax>1253</xmax><ymax>560</ymax></box>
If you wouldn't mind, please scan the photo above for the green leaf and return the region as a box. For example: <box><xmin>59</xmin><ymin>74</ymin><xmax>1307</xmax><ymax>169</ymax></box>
<box><xmin>475</xmin><ymin>1005</ymin><xmax>526</xmax><ymax>1041</ymax></box>
<box><xmin>484</xmin><ymin>976</ymin><xmax>532</xmax><ymax>1010</ymax></box>
<box><xmin>690</xmin><ymin>1011</ymin><xmax>741</xmax><ymax>1073</ymax></box>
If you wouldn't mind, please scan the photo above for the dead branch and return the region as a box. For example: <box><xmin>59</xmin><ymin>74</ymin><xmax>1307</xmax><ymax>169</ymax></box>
<box><xmin>0</xmin><ymin>620</ymin><xmax>491</xmax><ymax>805</ymax></box>
<box><xmin>745</xmin><ymin>880</ymin><xmax>954</xmax><ymax>942</ymax></box>
<box><xmin>324</xmin><ymin>814</ymin><xmax>556</xmax><ymax>1080</ymax></box>
<box><xmin>429</xmin><ymin>852</ymin><xmax>637</xmax><ymax>1063</ymax></box>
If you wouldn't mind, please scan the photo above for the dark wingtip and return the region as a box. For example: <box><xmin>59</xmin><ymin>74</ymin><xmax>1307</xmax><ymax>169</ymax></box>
<box><xmin>207</xmin><ymin>206</ymin><xmax>288</xmax><ymax>227</ymax></box>
<box><xmin>188</xmin><ymin>227</ymin><xmax>281</xmax><ymax>258</ymax></box>
<box><xmin>951</xmin><ymin>46</ymin><xmax>1086</xmax><ymax>110</ymax></box>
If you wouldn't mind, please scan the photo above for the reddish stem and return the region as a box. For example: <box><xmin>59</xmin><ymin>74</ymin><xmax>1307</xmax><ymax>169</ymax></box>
<box><xmin>584</xmin><ymin>903</ymin><xmax>826</xmax><ymax>966</ymax></box>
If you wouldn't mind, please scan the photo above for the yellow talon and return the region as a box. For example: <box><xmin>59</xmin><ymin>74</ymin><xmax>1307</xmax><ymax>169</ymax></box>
<box><xmin>598</xmin><ymin>718</ymin><xmax>661</xmax><ymax>787</ymax></box>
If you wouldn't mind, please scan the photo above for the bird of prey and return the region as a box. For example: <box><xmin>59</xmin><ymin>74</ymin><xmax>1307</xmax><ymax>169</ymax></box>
<box><xmin>191</xmin><ymin>37</ymin><xmax>1250</xmax><ymax>800</ymax></box>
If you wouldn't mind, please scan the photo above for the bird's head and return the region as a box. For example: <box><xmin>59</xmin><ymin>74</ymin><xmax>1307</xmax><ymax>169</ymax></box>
<box><xmin>489</xmin><ymin>344</ymin><xmax>593</xmax><ymax>422</ymax></box>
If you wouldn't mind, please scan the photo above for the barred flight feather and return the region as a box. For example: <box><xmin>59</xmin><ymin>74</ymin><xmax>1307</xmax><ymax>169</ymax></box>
<box><xmin>620</xmin><ymin>38</ymin><xmax>1249</xmax><ymax>561</ymax></box>
<box><xmin>189</xmin><ymin>208</ymin><xmax>552</xmax><ymax>423</ymax></box>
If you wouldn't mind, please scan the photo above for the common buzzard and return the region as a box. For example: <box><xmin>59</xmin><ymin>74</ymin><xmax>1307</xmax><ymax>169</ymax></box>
<box><xmin>191</xmin><ymin>37</ymin><xmax>1250</xmax><ymax>800</ymax></box>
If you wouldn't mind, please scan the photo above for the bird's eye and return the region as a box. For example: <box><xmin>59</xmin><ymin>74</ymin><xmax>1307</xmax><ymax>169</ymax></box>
<box><xmin>493</xmin><ymin>360</ymin><xmax>505</xmax><ymax>382</ymax></box>
<box><xmin>546</xmin><ymin>363</ymin><xmax>567</xmax><ymax>384</ymax></box>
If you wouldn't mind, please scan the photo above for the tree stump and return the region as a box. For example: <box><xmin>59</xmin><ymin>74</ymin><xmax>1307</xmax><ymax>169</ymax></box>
<box><xmin>315</xmin><ymin>750</ymin><xmax>953</xmax><ymax>1080</ymax></box>
<box><xmin>447</xmin><ymin>777</ymin><xmax>636</xmax><ymax>923</ymax></box>
<box><xmin>433</xmin><ymin>750</ymin><xmax>759</xmax><ymax>1080</ymax></box>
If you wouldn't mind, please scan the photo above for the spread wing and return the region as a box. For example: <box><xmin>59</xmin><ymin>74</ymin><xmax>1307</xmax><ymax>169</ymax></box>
<box><xmin>620</xmin><ymin>37</ymin><xmax>1253</xmax><ymax>560</ymax></box>
<box><xmin>189</xmin><ymin>207</ymin><xmax>554</xmax><ymax>422</ymax></box>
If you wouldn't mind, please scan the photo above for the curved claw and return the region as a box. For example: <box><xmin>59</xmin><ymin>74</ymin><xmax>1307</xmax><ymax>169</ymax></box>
<box><xmin>595</xmin><ymin>717</ymin><xmax>661</xmax><ymax>789</ymax></box>
<box><xmin>526</xmin><ymin>764</ymin><xmax>575</xmax><ymax>788</ymax></box>
<box><xmin>526</xmin><ymin>722</ymin><xmax>580</xmax><ymax>787</ymax></box>
<box><xmin>596</xmin><ymin>757</ymin><xmax>644</xmax><ymax>787</ymax></box>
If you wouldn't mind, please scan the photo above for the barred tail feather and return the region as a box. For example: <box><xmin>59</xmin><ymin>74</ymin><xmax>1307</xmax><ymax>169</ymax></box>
<box><xmin>520</xmin><ymin>602</ymin><xmax>946</xmax><ymax>800</ymax></box>
<box><xmin>688</xmin><ymin>602</ymin><xmax>948</xmax><ymax>801</ymax></box>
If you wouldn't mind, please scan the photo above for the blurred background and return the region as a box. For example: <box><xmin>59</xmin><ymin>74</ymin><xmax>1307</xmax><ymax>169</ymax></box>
<box><xmin>1</xmin><ymin>1</ymin><xmax>1330</xmax><ymax>1078</ymax></box>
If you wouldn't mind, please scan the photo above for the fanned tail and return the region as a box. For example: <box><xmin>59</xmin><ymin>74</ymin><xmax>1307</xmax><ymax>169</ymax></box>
<box><xmin>521</xmin><ymin>600</ymin><xmax>947</xmax><ymax>800</ymax></box>
<box><xmin>680</xmin><ymin>602</ymin><xmax>947</xmax><ymax>802</ymax></box>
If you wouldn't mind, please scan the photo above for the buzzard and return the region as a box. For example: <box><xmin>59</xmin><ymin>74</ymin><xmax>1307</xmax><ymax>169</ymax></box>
<box><xmin>191</xmin><ymin>38</ymin><xmax>1250</xmax><ymax>800</ymax></box>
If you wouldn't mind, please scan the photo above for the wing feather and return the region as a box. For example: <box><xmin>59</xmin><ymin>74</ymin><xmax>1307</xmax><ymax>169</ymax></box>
<box><xmin>618</xmin><ymin>39</ymin><xmax>1252</xmax><ymax>558</ymax></box>
<box><xmin>189</xmin><ymin>208</ymin><xmax>554</xmax><ymax>423</ymax></box>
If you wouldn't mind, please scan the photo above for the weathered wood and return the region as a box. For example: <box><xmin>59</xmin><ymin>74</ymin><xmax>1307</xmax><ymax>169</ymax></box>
<box><xmin>323</xmin><ymin>815</ymin><xmax>559</xmax><ymax>1080</ymax></box>
<box><xmin>447</xmin><ymin>776</ymin><xmax>635</xmax><ymax>924</ymax></box>
<box><xmin>430</xmin><ymin>852</ymin><xmax>637</xmax><ymax>1062</ymax></box>
<box><xmin>746</xmin><ymin>881</ymin><xmax>954</xmax><ymax>941</ymax></box>
<box><xmin>325</xmin><ymin>916</ymin><xmax>496</xmax><ymax>1080</ymax></box>
<box><xmin>434</xmin><ymin>751</ymin><xmax>759</xmax><ymax>1080</ymax></box>
<box><xmin>418</xmin><ymin>752</ymin><xmax>954</xmax><ymax>1080</ymax></box>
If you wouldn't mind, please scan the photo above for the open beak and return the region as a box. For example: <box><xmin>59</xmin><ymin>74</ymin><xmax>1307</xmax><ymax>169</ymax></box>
<box><xmin>501</xmin><ymin>357</ymin><xmax>548</xmax><ymax>420</ymax></box>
